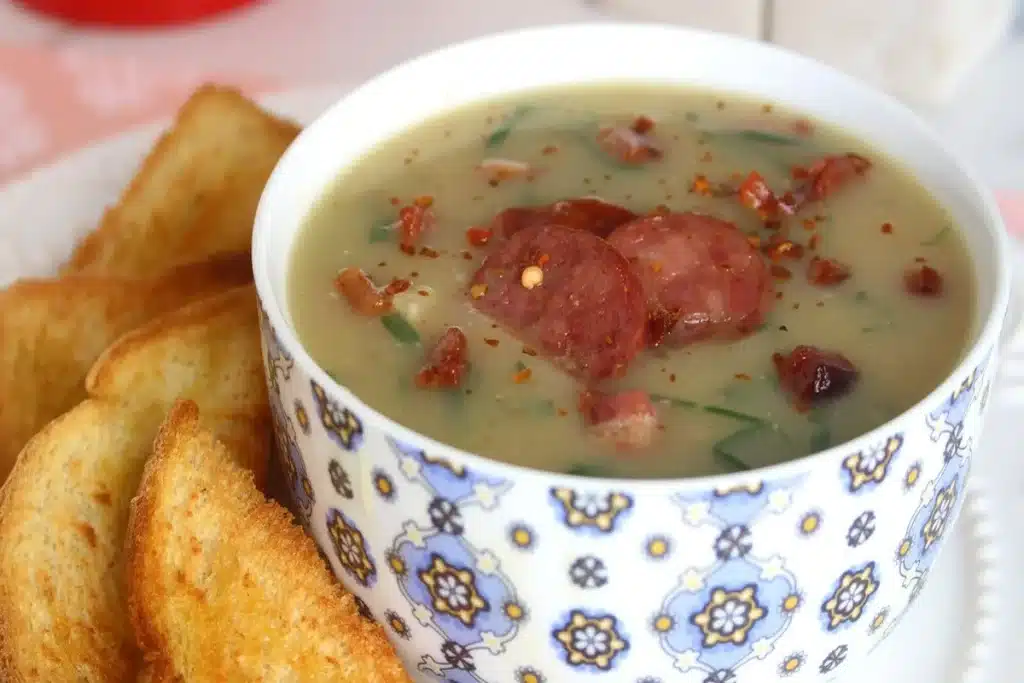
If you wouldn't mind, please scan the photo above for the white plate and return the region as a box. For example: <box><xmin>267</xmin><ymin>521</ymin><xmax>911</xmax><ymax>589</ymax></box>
<box><xmin>0</xmin><ymin>85</ymin><xmax>1014</xmax><ymax>683</ymax></box>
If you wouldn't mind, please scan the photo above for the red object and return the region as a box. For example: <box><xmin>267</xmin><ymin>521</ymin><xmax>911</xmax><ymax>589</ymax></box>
<box><xmin>15</xmin><ymin>0</ymin><xmax>260</xmax><ymax>27</ymax></box>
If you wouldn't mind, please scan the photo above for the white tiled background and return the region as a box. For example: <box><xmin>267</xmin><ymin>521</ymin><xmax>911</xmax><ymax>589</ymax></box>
<box><xmin>1</xmin><ymin>0</ymin><xmax>1023</xmax><ymax>189</ymax></box>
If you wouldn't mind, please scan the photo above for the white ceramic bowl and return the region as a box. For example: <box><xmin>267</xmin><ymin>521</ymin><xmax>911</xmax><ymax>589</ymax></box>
<box><xmin>252</xmin><ymin>24</ymin><xmax>1013</xmax><ymax>683</ymax></box>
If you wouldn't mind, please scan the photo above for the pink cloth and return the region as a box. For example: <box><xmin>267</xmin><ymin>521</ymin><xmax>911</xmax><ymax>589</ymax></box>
<box><xmin>0</xmin><ymin>45</ymin><xmax>1021</xmax><ymax>233</ymax></box>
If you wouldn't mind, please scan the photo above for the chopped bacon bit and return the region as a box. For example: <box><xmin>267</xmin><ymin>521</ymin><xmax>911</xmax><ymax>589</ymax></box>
<box><xmin>881</xmin><ymin>222</ymin><xmax>893</xmax><ymax>234</ymax></box>
<box><xmin>384</xmin><ymin>278</ymin><xmax>412</xmax><ymax>295</ymax></box>
<box><xmin>466</xmin><ymin>227</ymin><xmax>493</xmax><ymax>247</ymax></box>
<box><xmin>691</xmin><ymin>174</ymin><xmax>712</xmax><ymax>195</ymax></box>
<box><xmin>484</xmin><ymin>338</ymin><xmax>500</xmax><ymax>347</ymax></box>
<box><xmin>738</xmin><ymin>171</ymin><xmax>791</xmax><ymax>220</ymax></box>
<box><xmin>793</xmin><ymin>118</ymin><xmax>814</xmax><ymax>136</ymax></box>
<box><xmin>418</xmin><ymin>247</ymin><xmax>440</xmax><ymax>259</ymax></box>
<box><xmin>770</xmin><ymin>264</ymin><xmax>793</xmax><ymax>281</ymax></box>
<box><xmin>542</xmin><ymin>145</ymin><xmax>559</xmax><ymax>156</ymax></box>
<box><xmin>415</xmin><ymin>327</ymin><xmax>469</xmax><ymax>390</ymax></box>
<box><xmin>333</xmin><ymin>267</ymin><xmax>393</xmax><ymax>316</ymax></box>
<box><xmin>477</xmin><ymin>158</ymin><xmax>534</xmax><ymax>185</ymax></box>
<box><xmin>807</xmin><ymin>257</ymin><xmax>851</xmax><ymax>286</ymax></box>
<box><xmin>512</xmin><ymin>368</ymin><xmax>532</xmax><ymax>383</ymax></box>
<box><xmin>579</xmin><ymin>389</ymin><xmax>659</xmax><ymax>451</ymax></box>
<box><xmin>596</xmin><ymin>125</ymin><xmax>662</xmax><ymax>165</ymax></box>
<box><xmin>398</xmin><ymin>200</ymin><xmax>435</xmax><ymax>251</ymax></box>
<box><xmin>803</xmin><ymin>154</ymin><xmax>872</xmax><ymax>204</ymax></box>
<box><xmin>773</xmin><ymin>345</ymin><xmax>858</xmax><ymax>411</ymax></box>
<box><xmin>522</xmin><ymin>346</ymin><xmax>538</xmax><ymax>357</ymax></box>
<box><xmin>470</xmin><ymin>283</ymin><xmax>488</xmax><ymax>299</ymax></box>
<box><xmin>808</xmin><ymin>233</ymin><xmax>820</xmax><ymax>251</ymax></box>
<box><xmin>631</xmin><ymin>115</ymin><xmax>655</xmax><ymax>134</ymax></box>
<box><xmin>905</xmin><ymin>265</ymin><xmax>943</xmax><ymax>297</ymax></box>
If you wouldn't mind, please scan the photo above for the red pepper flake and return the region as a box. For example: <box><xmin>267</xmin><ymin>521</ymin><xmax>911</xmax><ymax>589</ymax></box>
<box><xmin>881</xmin><ymin>222</ymin><xmax>893</xmax><ymax>234</ymax></box>
<box><xmin>669</xmin><ymin>373</ymin><xmax>677</xmax><ymax>383</ymax></box>
<box><xmin>483</xmin><ymin>338</ymin><xmax>500</xmax><ymax>347</ymax></box>
<box><xmin>801</xmin><ymin>218</ymin><xmax>816</xmax><ymax>231</ymax></box>
<box><xmin>791</xmin><ymin>166</ymin><xmax>809</xmax><ymax>180</ymax></box>
<box><xmin>904</xmin><ymin>265</ymin><xmax>943</xmax><ymax>297</ymax></box>
<box><xmin>807</xmin><ymin>256</ymin><xmax>851</xmax><ymax>286</ymax></box>
<box><xmin>746</xmin><ymin>234</ymin><xmax>762</xmax><ymax>249</ymax></box>
<box><xmin>461</xmin><ymin>250</ymin><xmax>474</xmax><ymax>261</ymax></box>
<box><xmin>417</xmin><ymin>289</ymin><xmax>430</xmax><ymax>297</ymax></box>
<box><xmin>384</xmin><ymin>278</ymin><xmax>412</xmax><ymax>295</ymax></box>
<box><xmin>389</xmin><ymin>196</ymin><xmax>401</xmax><ymax>206</ymax></box>
<box><xmin>808</xmin><ymin>234</ymin><xmax>820</xmax><ymax>251</ymax></box>
<box><xmin>915</xmin><ymin>256</ymin><xmax>927</xmax><ymax>263</ymax></box>
<box><xmin>512</xmin><ymin>368</ymin><xmax>532</xmax><ymax>384</ymax></box>
<box><xmin>542</xmin><ymin>145</ymin><xmax>559</xmax><ymax>156</ymax></box>
<box><xmin>737</xmin><ymin>170</ymin><xmax>783</xmax><ymax>219</ymax></box>
<box><xmin>522</xmin><ymin>346</ymin><xmax>538</xmax><ymax>357</ymax></box>
<box><xmin>556</xmin><ymin>408</ymin><xmax>569</xmax><ymax>417</ymax></box>
<box><xmin>690</xmin><ymin>174</ymin><xmax>712</xmax><ymax>196</ymax></box>
<box><xmin>770</xmin><ymin>264</ymin><xmax>793</xmax><ymax>281</ymax></box>
<box><xmin>466</xmin><ymin>227</ymin><xmax>493</xmax><ymax>247</ymax></box>
<box><xmin>766</xmin><ymin>239</ymin><xmax>804</xmax><ymax>261</ymax></box>
<box><xmin>537</xmin><ymin>253</ymin><xmax>551</xmax><ymax>266</ymax></box>
<box><xmin>400</xmin><ymin>244</ymin><xmax>416</xmax><ymax>256</ymax></box>
<box><xmin>700</xmin><ymin>151</ymin><xmax>713</xmax><ymax>163</ymax></box>
<box><xmin>735</xmin><ymin>373</ymin><xmax>752</xmax><ymax>381</ymax></box>
<box><xmin>413</xmin><ymin>195</ymin><xmax>433</xmax><ymax>208</ymax></box>
<box><xmin>418</xmin><ymin>247</ymin><xmax>440</xmax><ymax>259</ymax></box>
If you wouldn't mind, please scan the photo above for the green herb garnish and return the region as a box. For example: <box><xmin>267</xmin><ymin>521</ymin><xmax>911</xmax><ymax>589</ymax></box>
<box><xmin>705</xmin><ymin>129</ymin><xmax>802</xmax><ymax>146</ymax></box>
<box><xmin>514</xmin><ymin>360</ymin><xmax>528</xmax><ymax>373</ymax></box>
<box><xmin>921</xmin><ymin>225</ymin><xmax>951</xmax><ymax>246</ymax></box>
<box><xmin>567</xmin><ymin>462</ymin><xmax>609</xmax><ymax>477</ymax></box>
<box><xmin>380</xmin><ymin>313</ymin><xmax>420</xmax><ymax>344</ymax></box>
<box><xmin>650</xmin><ymin>393</ymin><xmax>699</xmax><ymax>409</ymax></box>
<box><xmin>368</xmin><ymin>220</ymin><xmax>395</xmax><ymax>244</ymax></box>
<box><xmin>712</xmin><ymin>425</ymin><xmax>761</xmax><ymax>471</ymax></box>
<box><xmin>702</xmin><ymin>404</ymin><xmax>769</xmax><ymax>426</ymax></box>
<box><xmin>486</xmin><ymin>106</ymin><xmax>532</xmax><ymax>148</ymax></box>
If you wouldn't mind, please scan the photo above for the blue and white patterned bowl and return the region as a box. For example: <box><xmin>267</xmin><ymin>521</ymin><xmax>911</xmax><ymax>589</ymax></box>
<box><xmin>252</xmin><ymin>24</ymin><xmax>1013</xmax><ymax>683</ymax></box>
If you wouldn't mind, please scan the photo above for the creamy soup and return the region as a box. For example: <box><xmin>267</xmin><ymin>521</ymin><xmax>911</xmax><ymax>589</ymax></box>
<box><xmin>288</xmin><ymin>84</ymin><xmax>974</xmax><ymax>479</ymax></box>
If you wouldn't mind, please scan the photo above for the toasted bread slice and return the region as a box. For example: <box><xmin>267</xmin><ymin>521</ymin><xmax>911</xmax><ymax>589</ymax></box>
<box><xmin>126</xmin><ymin>401</ymin><xmax>412</xmax><ymax>683</ymax></box>
<box><xmin>0</xmin><ymin>251</ymin><xmax>252</xmax><ymax>483</ymax></box>
<box><xmin>0</xmin><ymin>286</ymin><xmax>271</xmax><ymax>683</ymax></box>
<box><xmin>62</xmin><ymin>85</ymin><xmax>301</xmax><ymax>277</ymax></box>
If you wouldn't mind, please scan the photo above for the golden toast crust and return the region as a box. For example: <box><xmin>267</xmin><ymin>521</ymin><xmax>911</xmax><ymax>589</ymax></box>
<box><xmin>126</xmin><ymin>401</ymin><xmax>412</xmax><ymax>683</ymax></box>
<box><xmin>62</xmin><ymin>84</ymin><xmax>300</xmax><ymax>277</ymax></box>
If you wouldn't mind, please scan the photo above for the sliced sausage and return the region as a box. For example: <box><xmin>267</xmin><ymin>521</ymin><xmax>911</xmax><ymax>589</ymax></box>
<box><xmin>415</xmin><ymin>326</ymin><xmax>469</xmax><ymax>389</ymax></box>
<box><xmin>579</xmin><ymin>389</ymin><xmax>659</xmax><ymax>451</ymax></box>
<box><xmin>468</xmin><ymin>223</ymin><xmax>647</xmax><ymax>381</ymax></box>
<box><xmin>490</xmin><ymin>198</ymin><xmax>637</xmax><ymax>241</ymax></box>
<box><xmin>606</xmin><ymin>212</ymin><xmax>774</xmax><ymax>347</ymax></box>
<box><xmin>773</xmin><ymin>345</ymin><xmax>858</xmax><ymax>411</ymax></box>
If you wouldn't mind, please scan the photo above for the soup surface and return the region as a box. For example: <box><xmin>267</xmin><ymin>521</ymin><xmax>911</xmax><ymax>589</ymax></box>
<box><xmin>288</xmin><ymin>84</ymin><xmax>974</xmax><ymax>479</ymax></box>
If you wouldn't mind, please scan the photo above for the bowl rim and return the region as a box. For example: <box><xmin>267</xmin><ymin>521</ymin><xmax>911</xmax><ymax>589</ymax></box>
<box><xmin>252</xmin><ymin>21</ymin><xmax>1013</xmax><ymax>493</ymax></box>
